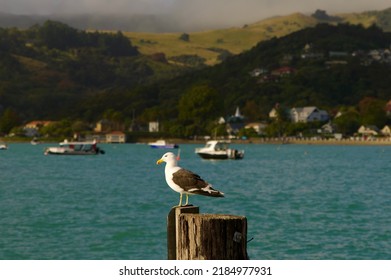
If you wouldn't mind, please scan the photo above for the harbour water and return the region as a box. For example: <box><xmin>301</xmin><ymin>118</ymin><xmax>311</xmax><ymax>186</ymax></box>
<box><xmin>0</xmin><ymin>143</ymin><xmax>390</xmax><ymax>260</ymax></box>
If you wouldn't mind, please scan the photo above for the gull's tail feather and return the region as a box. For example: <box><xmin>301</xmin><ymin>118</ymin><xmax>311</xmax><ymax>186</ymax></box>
<box><xmin>188</xmin><ymin>185</ymin><xmax>224</xmax><ymax>197</ymax></box>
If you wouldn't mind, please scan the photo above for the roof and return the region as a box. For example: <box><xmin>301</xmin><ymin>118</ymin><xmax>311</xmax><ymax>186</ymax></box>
<box><xmin>106</xmin><ymin>131</ymin><xmax>125</xmax><ymax>135</ymax></box>
<box><xmin>24</xmin><ymin>120</ymin><xmax>53</xmax><ymax>127</ymax></box>
<box><xmin>292</xmin><ymin>106</ymin><xmax>317</xmax><ymax>114</ymax></box>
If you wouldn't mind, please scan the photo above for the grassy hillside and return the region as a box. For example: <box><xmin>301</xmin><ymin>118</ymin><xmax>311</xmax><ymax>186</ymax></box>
<box><xmin>124</xmin><ymin>9</ymin><xmax>391</xmax><ymax>66</ymax></box>
<box><xmin>124</xmin><ymin>13</ymin><xmax>318</xmax><ymax>65</ymax></box>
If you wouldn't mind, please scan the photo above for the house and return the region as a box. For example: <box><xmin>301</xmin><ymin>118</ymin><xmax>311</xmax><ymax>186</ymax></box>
<box><xmin>23</xmin><ymin>120</ymin><xmax>53</xmax><ymax>137</ymax></box>
<box><xmin>106</xmin><ymin>131</ymin><xmax>126</xmax><ymax>143</ymax></box>
<box><xmin>149</xmin><ymin>121</ymin><xmax>159</xmax><ymax>132</ymax></box>
<box><xmin>269</xmin><ymin>108</ymin><xmax>278</xmax><ymax>119</ymax></box>
<box><xmin>289</xmin><ymin>107</ymin><xmax>329</xmax><ymax>123</ymax></box>
<box><xmin>358</xmin><ymin>125</ymin><xmax>379</xmax><ymax>136</ymax></box>
<box><xmin>268</xmin><ymin>103</ymin><xmax>286</xmax><ymax>120</ymax></box>
<box><xmin>245</xmin><ymin>122</ymin><xmax>267</xmax><ymax>135</ymax></box>
<box><xmin>271</xmin><ymin>66</ymin><xmax>296</xmax><ymax>77</ymax></box>
<box><xmin>249</xmin><ymin>68</ymin><xmax>268</xmax><ymax>77</ymax></box>
<box><xmin>381</xmin><ymin>125</ymin><xmax>391</xmax><ymax>136</ymax></box>
<box><xmin>320</xmin><ymin>122</ymin><xmax>336</xmax><ymax>134</ymax></box>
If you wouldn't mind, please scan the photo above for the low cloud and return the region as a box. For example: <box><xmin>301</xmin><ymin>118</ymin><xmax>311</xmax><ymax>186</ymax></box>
<box><xmin>1</xmin><ymin>0</ymin><xmax>390</xmax><ymax>31</ymax></box>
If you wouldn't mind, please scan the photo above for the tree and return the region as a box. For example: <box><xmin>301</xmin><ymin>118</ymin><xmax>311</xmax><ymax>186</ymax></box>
<box><xmin>358</xmin><ymin>97</ymin><xmax>387</xmax><ymax>127</ymax></box>
<box><xmin>40</xmin><ymin>120</ymin><xmax>73</xmax><ymax>138</ymax></box>
<box><xmin>267</xmin><ymin>104</ymin><xmax>290</xmax><ymax>137</ymax></box>
<box><xmin>238</xmin><ymin>127</ymin><xmax>258</xmax><ymax>139</ymax></box>
<box><xmin>0</xmin><ymin>108</ymin><xmax>20</xmax><ymax>134</ymax></box>
<box><xmin>66</xmin><ymin>52</ymin><xmax>115</xmax><ymax>87</ymax></box>
<box><xmin>179</xmin><ymin>33</ymin><xmax>190</xmax><ymax>42</ymax></box>
<box><xmin>98</xmin><ymin>31</ymin><xmax>138</xmax><ymax>57</ymax></box>
<box><xmin>37</xmin><ymin>20</ymin><xmax>80</xmax><ymax>50</ymax></box>
<box><xmin>333</xmin><ymin>108</ymin><xmax>360</xmax><ymax>135</ymax></box>
<box><xmin>178</xmin><ymin>84</ymin><xmax>220</xmax><ymax>137</ymax></box>
<box><xmin>242</xmin><ymin>100</ymin><xmax>261</xmax><ymax>122</ymax></box>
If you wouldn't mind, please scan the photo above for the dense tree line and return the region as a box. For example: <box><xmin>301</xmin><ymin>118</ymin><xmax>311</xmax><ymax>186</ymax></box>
<box><xmin>0</xmin><ymin>20</ymin><xmax>184</xmax><ymax>134</ymax></box>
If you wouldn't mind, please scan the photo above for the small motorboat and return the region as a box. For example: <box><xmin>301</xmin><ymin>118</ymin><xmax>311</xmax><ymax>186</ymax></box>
<box><xmin>44</xmin><ymin>139</ymin><xmax>105</xmax><ymax>155</ymax></box>
<box><xmin>0</xmin><ymin>143</ymin><xmax>8</xmax><ymax>150</ymax></box>
<box><xmin>31</xmin><ymin>137</ymin><xmax>41</xmax><ymax>145</ymax></box>
<box><xmin>195</xmin><ymin>140</ymin><xmax>244</xmax><ymax>160</ymax></box>
<box><xmin>148</xmin><ymin>140</ymin><xmax>179</xmax><ymax>149</ymax></box>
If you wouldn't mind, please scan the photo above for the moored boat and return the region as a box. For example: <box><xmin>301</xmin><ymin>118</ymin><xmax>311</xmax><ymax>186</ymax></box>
<box><xmin>44</xmin><ymin>139</ymin><xmax>104</xmax><ymax>155</ymax></box>
<box><xmin>195</xmin><ymin>140</ymin><xmax>244</xmax><ymax>160</ymax></box>
<box><xmin>0</xmin><ymin>143</ymin><xmax>8</xmax><ymax>150</ymax></box>
<box><xmin>149</xmin><ymin>139</ymin><xmax>179</xmax><ymax>149</ymax></box>
<box><xmin>31</xmin><ymin>137</ymin><xmax>41</xmax><ymax>145</ymax></box>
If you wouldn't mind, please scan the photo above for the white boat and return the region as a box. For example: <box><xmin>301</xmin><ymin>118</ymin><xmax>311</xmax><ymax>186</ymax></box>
<box><xmin>31</xmin><ymin>138</ymin><xmax>41</xmax><ymax>145</ymax></box>
<box><xmin>0</xmin><ymin>143</ymin><xmax>8</xmax><ymax>150</ymax></box>
<box><xmin>195</xmin><ymin>140</ymin><xmax>244</xmax><ymax>160</ymax></box>
<box><xmin>149</xmin><ymin>140</ymin><xmax>179</xmax><ymax>149</ymax></box>
<box><xmin>44</xmin><ymin>139</ymin><xmax>105</xmax><ymax>155</ymax></box>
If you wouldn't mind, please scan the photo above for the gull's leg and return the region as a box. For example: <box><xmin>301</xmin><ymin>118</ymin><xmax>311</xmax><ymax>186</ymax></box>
<box><xmin>184</xmin><ymin>194</ymin><xmax>189</xmax><ymax>206</ymax></box>
<box><xmin>178</xmin><ymin>193</ymin><xmax>183</xmax><ymax>207</ymax></box>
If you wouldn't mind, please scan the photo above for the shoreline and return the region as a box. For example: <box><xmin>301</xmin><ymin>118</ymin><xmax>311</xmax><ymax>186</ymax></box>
<box><xmin>167</xmin><ymin>137</ymin><xmax>391</xmax><ymax>146</ymax></box>
<box><xmin>139</xmin><ymin>137</ymin><xmax>391</xmax><ymax>146</ymax></box>
<box><xmin>2</xmin><ymin>137</ymin><xmax>391</xmax><ymax>146</ymax></box>
<box><xmin>244</xmin><ymin>138</ymin><xmax>391</xmax><ymax>146</ymax></box>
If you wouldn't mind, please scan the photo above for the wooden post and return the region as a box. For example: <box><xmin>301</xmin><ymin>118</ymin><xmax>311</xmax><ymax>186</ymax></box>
<box><xmin>167</xmin><ymin>205</ymin><xmax>199</xmax><ymax>260</ymax></box>
<box><xmin>167</xmin><ymin>206</ymin><xmax>247</xmax><ymax>260</ymax></box>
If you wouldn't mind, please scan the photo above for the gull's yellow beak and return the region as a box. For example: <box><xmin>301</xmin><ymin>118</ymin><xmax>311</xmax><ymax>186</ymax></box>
<box><xmin>156</xmin><ymin>158</ymin><xmax>164</xmax><ymax>165</ymax></box>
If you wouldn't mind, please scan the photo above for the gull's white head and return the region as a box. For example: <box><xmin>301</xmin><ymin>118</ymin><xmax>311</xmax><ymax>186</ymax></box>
<box><xmin>156</xmin><ymin>152</ymin><xmax>177</xmax><ymax>165</ymax></box>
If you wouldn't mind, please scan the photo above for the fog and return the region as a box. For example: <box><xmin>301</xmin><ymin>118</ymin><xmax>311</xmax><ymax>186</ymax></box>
<box><xmin>1</xmin><ymin>0</ymin><xmax>390</xmax><ymax>30</ymax></box>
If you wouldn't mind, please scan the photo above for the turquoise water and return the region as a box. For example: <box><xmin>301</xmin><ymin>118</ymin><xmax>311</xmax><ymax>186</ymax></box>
<box><xmin>0</xmin><ymin>143</ymin><xmax>390</xmax><ymax>260</ymax></box>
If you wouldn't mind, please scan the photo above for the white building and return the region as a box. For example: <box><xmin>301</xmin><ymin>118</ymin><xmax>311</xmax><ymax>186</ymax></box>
<box><xmin>106</xmin><ymin>131</ymin><xmax>126</xmax><ymax>143</ymax></box>
<box><xmin>358</xmin><ymin>125</ymin><xmax>379</xmax><ymax>136</ymax></box>
<box><xmin>149</xmin><ymin>121</ymin><xmax>159</xmax><ymax>132</ymax></box>
<box><xmin>381</xmin><ymin>125</ymin><xmax>391</xmax><ymax>136</ymax></box>
<box><xmin>289</xmin><ymin>107</ymin><xmax>329</xmax><ymax>123</ymax></box>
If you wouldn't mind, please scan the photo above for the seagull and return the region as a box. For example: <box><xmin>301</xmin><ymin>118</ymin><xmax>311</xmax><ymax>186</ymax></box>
<box><xmin>156</xmin><ymin>152</ymin><xmax>224</xmax><ymax>207</ymax></box>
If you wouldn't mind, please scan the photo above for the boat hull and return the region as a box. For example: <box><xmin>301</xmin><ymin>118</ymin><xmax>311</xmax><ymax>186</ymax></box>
<box><xmin>148</xmin><ymin>139</ymin><xmax>179</xmax><ymax>149</ymax></box>
<box><xmin>150</xmin><ymin>144</ymin><xmax>178</xmax><ymax>149</ymax></box>
<box><xmin>195</xmin><ymin>149</ymin><xmax>244</xmax><ymax>160</ymax></box>
<box><xmin>196</xmin><ymin>153</ymin><xmax>230</xmax><ymax>160</ymax></box>
<box><xmin>44</xmin><ymin>140</ymin><xmax>104</xmax><ymax>155</ymax></box>
<box><xmin>45</xmin><ymin>149</ymin><xmax>99</xmax><ymax>155</ymax></box>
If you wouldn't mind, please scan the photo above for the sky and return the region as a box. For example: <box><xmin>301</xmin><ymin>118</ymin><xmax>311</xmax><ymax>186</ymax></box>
<box><xmin>1</xmin><ymin>0</ymin><xmax>391</xmax><ymax>28</ymax></box>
